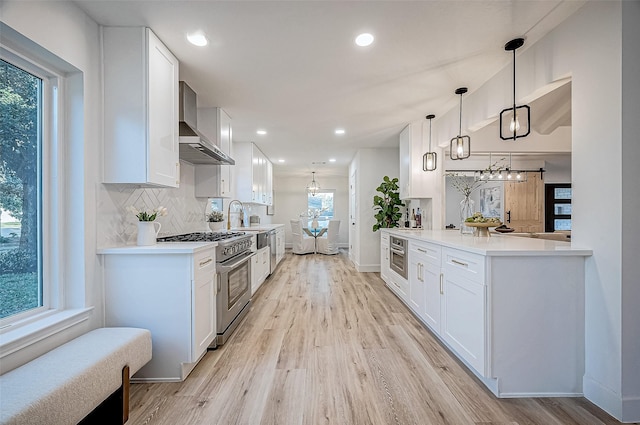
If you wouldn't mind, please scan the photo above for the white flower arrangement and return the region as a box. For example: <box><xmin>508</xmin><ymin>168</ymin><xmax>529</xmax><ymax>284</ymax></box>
<box><xmin>126</xmin><ymin>205</ymin><xmax>168</xmax><ymax>222</ymax></box>
<box><xmin>207</xmin><ymin>210</ymin><xmax>224</xmax><ymax>222</ymax></box>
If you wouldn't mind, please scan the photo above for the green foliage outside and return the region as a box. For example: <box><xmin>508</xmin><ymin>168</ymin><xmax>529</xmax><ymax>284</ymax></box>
<box><xmin>1</xmin><ymin>58</ymin><xmax>41</xmax><ymax>318</ymax></box>
<box><xmin>372</xmin><ymin>176</ymin><xmax>405</xmax><ymax>231</ymax></box>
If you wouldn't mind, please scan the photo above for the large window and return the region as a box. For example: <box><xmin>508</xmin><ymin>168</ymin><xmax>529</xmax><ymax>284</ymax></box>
<box><xmin>307</xmin><ymin>191</ymin><xmax>334</xmax><ymax>228</ymax></box>
<box><xmin>0</xmin><ymin>58</ymin><xmax>44</xmax><ymax>321</ymax></box>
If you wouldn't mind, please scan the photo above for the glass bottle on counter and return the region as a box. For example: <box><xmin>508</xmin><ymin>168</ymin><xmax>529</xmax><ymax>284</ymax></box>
<box><xmin>416</xmin><ymin>208</ymin><xmax>422</xmax><ymax>228</ymax></box>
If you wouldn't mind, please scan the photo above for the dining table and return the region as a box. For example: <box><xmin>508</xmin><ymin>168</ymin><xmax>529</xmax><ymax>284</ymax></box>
<box><xmin>304</xmin><ymin>227</ymin><xmax>325</xmax><ymax>237</ymax></box>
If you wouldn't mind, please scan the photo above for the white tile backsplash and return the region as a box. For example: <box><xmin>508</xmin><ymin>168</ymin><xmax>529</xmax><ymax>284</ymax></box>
<box><xmin>97</xmin><ymin>162</ymin><xmax>208</xmax><ymax>247</ymax></box>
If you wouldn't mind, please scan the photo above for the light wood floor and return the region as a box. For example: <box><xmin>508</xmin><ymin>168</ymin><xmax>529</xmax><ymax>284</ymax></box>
<box><xmin>129</xmin><ymin>250</ymin><xmax>630</xmax><ymax>425</ymax></box>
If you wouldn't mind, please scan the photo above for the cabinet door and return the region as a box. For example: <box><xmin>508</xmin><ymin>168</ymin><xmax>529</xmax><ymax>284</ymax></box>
<box><xmin>399</xmin><ymin>125</ymin><xmax>411</xmax><ymax>200</ymax></box>
<box><xmin>147</xmin><ymin>29</ymin><xmax>179</xmax><ymax>187</ymax></box>
<box><xmin>193</xmin><ymin>251</ymin><xmax>216</xmax><ymax>360</ymax></box>
<box><xmin>219</xmin><ymin>109</ymin><xmax>233</xmax><ymax>197</ymax></box>
<box><xmin>251</xmin><ymin>254</ymin><xmax>259</xmax><ymax>294</ymax></box>
<box><xmin>422</xmin><ymin>262</ymin><xmax>441</xmax><ymax>333</ymax></box>
<box><xmin>380</xmin><ymin>235</ymin><xmax>390</xmax><ymax>283</ymax></box>
<box><xmin>251</xmin><ymin>146</ymin><xmax>261</xmax><ymax>202</ymax></box>
<box><xmin>441</xmin><ymin>271</ymin><xmax>485</xmax><ymax>374</ymax></box>
<box><xmin>408</xmin><ymin>251</ymin><xmax>424</xmax><ymax>314</ymax></box>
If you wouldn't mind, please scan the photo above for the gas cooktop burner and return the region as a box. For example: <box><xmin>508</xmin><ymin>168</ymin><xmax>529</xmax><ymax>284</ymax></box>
<box><xmin>157</xmin><ymin>231</ymin><xmax>245</xmax><ymax>243</ymax></box>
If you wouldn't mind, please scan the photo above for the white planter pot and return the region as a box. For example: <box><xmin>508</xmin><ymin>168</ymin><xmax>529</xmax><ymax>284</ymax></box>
<box><xmin>209</xmin><ymin>222</ymin><xmax>225</xmax><ymax>232</ymax></box>
<box><xmin>137</xmin><ymin>221</ymin><xmax>161</xmax><ymax>246</ymax></box>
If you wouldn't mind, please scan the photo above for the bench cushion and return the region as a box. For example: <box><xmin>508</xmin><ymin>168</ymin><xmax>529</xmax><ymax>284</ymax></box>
<box><xmin>0</xmin><ymin>327</ymin><xmax>152</xmax><ymax>425</ymax></box>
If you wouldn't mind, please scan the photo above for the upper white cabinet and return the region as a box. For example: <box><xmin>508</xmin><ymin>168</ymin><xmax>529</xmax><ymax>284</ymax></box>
<box><xmin>103</xmin><ymin>27</ymin><xmax>179</xmax><ymax>187</ymax></box>
<box><xmin>195</xmin><ymin>107</ymin><xmax>233</xmax><ymax>198</ymax></box>
<box><xmin>234</xmin><ymin>142</ymin><xmax>272</xmax><ymax>205</ymax></box>
<box><xmin>399</xmin><ymin>123</ymin><xmax>441</xmax><ymax>200</ymax></box>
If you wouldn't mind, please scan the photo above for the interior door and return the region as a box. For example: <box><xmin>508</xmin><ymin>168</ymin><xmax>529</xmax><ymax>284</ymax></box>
<box><xmin>504</xmin><ymin>171</ymin><xmax>544</xmax><ymax>232</ymax></box>
<box><xmin>349</xmin><ymin>170</ymin><xmax>357</xmax><ymax>261</ymax></box>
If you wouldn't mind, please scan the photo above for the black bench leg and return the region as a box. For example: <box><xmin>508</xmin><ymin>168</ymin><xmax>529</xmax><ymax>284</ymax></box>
<box><xmin>78</xmin><ymin>365</ymin><xmax>130</xmax><ymax>425</ymax></box>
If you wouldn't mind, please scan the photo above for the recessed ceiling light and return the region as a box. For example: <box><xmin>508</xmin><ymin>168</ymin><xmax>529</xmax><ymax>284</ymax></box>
<box><xmin>329</xmin><ymin>158</ymin><xmax>336</xmax><ymax>163</ymax></box>
<box><xmin>256</xmin><ymin>129</ymin><xmax>267</xmax><ymax>135</ymax></box>
<box><xmin>355</xmin><ymin>33</ymin><xmax>374</xmax><ymax>47</ymax></box>
<box><xmin>187</xmin><ymin>31</ymin><xmax>208</xmax><ymax>47</ymax></box>
<box><xmin>335</xmin><ymin>129</ymin><xmax>345</xmax><ymax>135</ymax></box>
<box><xmin>278</xmin><ymin>159</ymin><xmax>285</xmax><ymax>163</ymax></box>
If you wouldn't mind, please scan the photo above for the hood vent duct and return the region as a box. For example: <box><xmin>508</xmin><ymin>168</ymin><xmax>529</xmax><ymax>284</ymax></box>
<box><xmin>178</xmin><ymin>81</ymin><xmax>235</xmax><ymax>165</ymax></box>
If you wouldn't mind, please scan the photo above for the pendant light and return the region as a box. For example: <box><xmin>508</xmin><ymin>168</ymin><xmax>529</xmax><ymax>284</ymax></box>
<box><xmin>423</xmin><ymin>114</ymin><xmax>437</xmax><ymax>171</ymax></box>
<box><xmin>450</xmin><ymin>87</ymin><xmax>471</xmax><ymax>160</ymax></box>
<box><xmin>500</xmin><ymin>38</ymin><xmax>531</xmax><ymax>140</ymax></box>
<box><xmin>505</xmin><ymin>153</ymin><xmax>528</xmax><ymax>182</ymax></box>
<box><xmin>307</xmin><ymin>171</ymin><xmax>320</xmax><ymax>196</ymax></box>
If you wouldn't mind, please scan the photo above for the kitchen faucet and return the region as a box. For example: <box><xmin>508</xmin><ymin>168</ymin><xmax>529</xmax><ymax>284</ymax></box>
<box><xmin>227</xmin><ymin>200</ymin><xmax>245</xmax><ymax>230</ymax></box>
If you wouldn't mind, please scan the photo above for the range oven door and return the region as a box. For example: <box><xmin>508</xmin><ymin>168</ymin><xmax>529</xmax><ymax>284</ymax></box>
<box><xmin>216</xmin><ymin>250</ymin><xmax>255</xmax><ymax>345</ymax></box>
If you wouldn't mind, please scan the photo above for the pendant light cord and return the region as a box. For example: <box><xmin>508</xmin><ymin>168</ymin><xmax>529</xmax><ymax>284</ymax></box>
<box><xmin>458</xmin><ymin>93</ymin><xmax>463</xmax><ymax>137</ymax></box>
<box><xmin>428</xmin><ymin>118</ymin><xmax>432</xmax><ymax>150</ymax></box>
<box><xmin>512</xmin><ymin>49</ymin><xmax>517</xmax><ymax>111</ymax></box>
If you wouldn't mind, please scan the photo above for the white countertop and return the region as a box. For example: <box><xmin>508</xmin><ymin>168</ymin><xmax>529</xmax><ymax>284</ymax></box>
<box><xmin>97</xmin><ymin>242</ymin><xmax>217</xmax><ymax>255</ymax></box>
<box><xmin>383</xmin><ymin>229</ymin><xmax>592</xmax><ymax>257</ymax></box>
<box><xmin>232</xmin><ymin>224</ymin><xmax>285</xmax><ymax>232</ymax></box>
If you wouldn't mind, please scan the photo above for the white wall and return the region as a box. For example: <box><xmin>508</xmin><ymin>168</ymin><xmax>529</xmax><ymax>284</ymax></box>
<box><xmin>0</xmin><ymin>1</ymin><xmax>103</xmax><ymax>370</ymax></box>
<box><xmin>432</xmin><ymin>2</ymin><xmax>639</xmax><ymax>420</ymax></box>
<box><xmin>350</xmin><ymin>148</ymin><xmax>399</xmax><ymax>272</ymax></box>
<box><xmin>271</xmin><ymin>175</ymin><xmax>349</xmax><ymax>248</ymax></box>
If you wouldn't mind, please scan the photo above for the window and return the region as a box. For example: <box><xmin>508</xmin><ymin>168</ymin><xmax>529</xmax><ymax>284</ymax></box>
<box><xmin>0</xmin><ymin>59</ymin><xmax>44</xmax><ymax>321</ymax></box>
<box><xmin>545</xmin><ymin>184</ymin><xmax>572</xmax><ymax>232</ymax></box>
<box><xmin>307</xmin><ymin>190</ymin><xmax>334</xmax><ymax>228</ymax></box>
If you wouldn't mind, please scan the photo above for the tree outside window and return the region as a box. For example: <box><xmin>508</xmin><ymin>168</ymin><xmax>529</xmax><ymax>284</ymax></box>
<box><xmin>307</xmin><ymin>191</ymin><xmax>334</xmax><ymax>228</ymax></box>
<box><xmin>0</xmin><ymin>59</ymin><xmax>43</xmax><ymax>319</ymax></box>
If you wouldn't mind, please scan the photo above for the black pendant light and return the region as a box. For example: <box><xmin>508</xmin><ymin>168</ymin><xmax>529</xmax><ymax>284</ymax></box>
<box><xmin>423</xmin><ymin>114</ymin><xmax>437</xmax><ymax>171</ymax></box>
<box><xmin>500</xmin><ymin>38</ymin><xmax>530</xmax><ymax>140</ymax></box>
<box><xmin>450</xmin><ymin>87</ymin><xmax>471</xmax><ymax>160</ymax></box>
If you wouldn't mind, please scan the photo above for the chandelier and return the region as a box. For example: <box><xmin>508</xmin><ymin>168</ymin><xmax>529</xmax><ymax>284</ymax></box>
<box><xmin>307</xmin><ymin>172</ymin><xmax>320</xmax><ymax>196</ymax></box>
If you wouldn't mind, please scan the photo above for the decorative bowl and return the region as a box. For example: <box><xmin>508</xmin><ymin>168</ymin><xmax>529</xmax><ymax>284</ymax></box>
<box><xmin>465</xmin><ymin>221</ymin><xmax>502</xmax><ymax>237</ymax></box>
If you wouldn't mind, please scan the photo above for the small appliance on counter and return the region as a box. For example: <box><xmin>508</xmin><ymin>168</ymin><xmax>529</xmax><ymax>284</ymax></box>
<box><xmin>249</xmin><ymin>215</ymin><xmax>260</xmax><ymax>226</ymax></box>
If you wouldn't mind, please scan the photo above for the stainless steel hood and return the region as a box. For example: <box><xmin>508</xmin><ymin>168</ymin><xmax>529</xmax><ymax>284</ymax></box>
<box><xmin>179</xmin><ymin>81</ymin><xmax>235</xmax><ymax>165</ymax></box>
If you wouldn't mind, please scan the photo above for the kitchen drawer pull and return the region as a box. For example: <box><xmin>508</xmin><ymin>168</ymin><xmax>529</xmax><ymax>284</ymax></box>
<box><xmin>417</xmin><ymin>248</ymin><xmax>427</xmax><ymax>253</ymax></box>
<box><xmin>199</xmin><ymin>258</ymin><xmax>213</xmax><ymax>267</ymax></box>
<box><xmin>451</xmin><ymin>259</ymin><xmax>468</xmax><ymax>267</ymax></box>
<box><xmin>440</xmin><ymin>273</ymin><xmax>444</xmax><ymax>294</ymax></box>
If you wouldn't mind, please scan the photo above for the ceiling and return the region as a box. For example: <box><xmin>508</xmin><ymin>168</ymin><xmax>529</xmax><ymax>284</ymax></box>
<box><xmin>74</xmin><ymin>0</ymin><xmax>582</xmax><ymax>177</ymax></box>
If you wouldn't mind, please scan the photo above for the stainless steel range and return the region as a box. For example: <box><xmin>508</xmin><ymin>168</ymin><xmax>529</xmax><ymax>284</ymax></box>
<box><xmin>157</xmin><ymin>231</ymin><xmax>255</xmax><ymax>347</ymax></box>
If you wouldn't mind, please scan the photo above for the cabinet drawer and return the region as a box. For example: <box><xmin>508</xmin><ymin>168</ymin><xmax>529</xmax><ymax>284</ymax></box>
<box><xmin>194</xmin><ymin>249</ymin><xmax>215</xmax><ymax>282</ymax></box>
<box><xmin>381</xmin><ymin>232</ymin><xmax>389</xmax><ymax>242</ymax></box>
<box><xmin>409</xmin><ymin>240</ymin><xmax>441</xmax><ymax>266</ymax></box>
<box><xmin>442</xmin><ymin>248</ymin><xmax>485</xmax><ymax>284</ymax></box>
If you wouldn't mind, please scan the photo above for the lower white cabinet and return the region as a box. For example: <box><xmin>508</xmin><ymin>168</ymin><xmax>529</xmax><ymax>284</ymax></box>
<box><xmin>275</xmin><ymin>227</ymin><xmax>285</xmax><ymax>265</ymax></box>
<box><xmin>252</xmin><ymin>246</ymin><xmax>270</xmax><ymax>294</ymax></box>
<box><xmin>102</xmin><ymin>248</ymin><xmax>216</xmax><ymax>382</ymax></box>
<box><xmin>380</xmin><ymin>233</ymin><xmax>390</xmax><ymax>283</ymax></box>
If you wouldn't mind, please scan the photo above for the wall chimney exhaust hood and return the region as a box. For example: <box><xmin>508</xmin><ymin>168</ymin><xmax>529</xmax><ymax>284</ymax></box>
<box><xmin>179</xmin><ymin>81</ymin><xmax>235</xmax><ymax>165</ymax></box>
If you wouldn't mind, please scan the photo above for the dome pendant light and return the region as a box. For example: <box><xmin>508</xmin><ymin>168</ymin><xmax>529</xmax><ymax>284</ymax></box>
<box><xmin>423</xmin><ymin>114</ymin><xmax>437</xmax><ymax>171</ymax></box>
<box><xmin>500</xmin><ymin>38</ymin><xmax>531</xmax><ymax>140</ymax></box>
<box><xmin>307</xmin><ymin>171</ymin><xmax>320</xmax><ymax>196</ymax></box>
<box><xmin>450</xmin><ymin>87</ymin><xmax>471</xmax><ymax>160</ymax></box>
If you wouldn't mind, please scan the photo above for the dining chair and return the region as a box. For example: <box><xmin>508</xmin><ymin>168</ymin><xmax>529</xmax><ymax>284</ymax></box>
<box><xmin>290</xmin><ymin>219</ymin><xmax>316</xmax><ymax>254</ymax></box>
<box><xmin>316</xmin><ymin>220</ymin><xmax>340</xmax><ymax>255</ymax></box>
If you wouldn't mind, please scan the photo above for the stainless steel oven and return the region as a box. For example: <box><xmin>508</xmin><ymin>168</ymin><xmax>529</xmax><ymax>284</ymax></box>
<box><xmin>216</xmin><ymin>249</ymin><xmax>254</xmax><ymax>345</ymax></box>
<box><xmin>389</xmin><ymin>236</ymin><xmax>407</xmax><ymax>279</ymax></box>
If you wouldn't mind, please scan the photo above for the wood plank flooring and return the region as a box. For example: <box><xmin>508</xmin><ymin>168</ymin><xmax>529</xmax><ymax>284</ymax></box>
<box><xmin>128</xmin><ymin>250</ymin><xmax>631</xmax><ymax>425</ymax></box>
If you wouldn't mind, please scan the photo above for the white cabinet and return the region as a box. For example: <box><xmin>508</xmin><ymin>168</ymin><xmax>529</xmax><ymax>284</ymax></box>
<box><xmin>275</xmin><ymin>227</ymin><xmax>285</xmax><ymax>265</ymax></box>
<box><xmin>102</xmin><ymin>248</ymin><xmax>216</xmax><ymax>381</ymax></box>
<box><xmin>251</xmin><ymin>246</ymin><xmax>270</xmax><ymax>294</ymax></box>
<box><xmin>380</xmin><ymin>232</ymin><xmax>390</xmax><ymax>283</ymax></box>
<box><xmin>398</xmin><ymin>122</ymin><xmax>441</xmax><ymax>201</ymax></box>
<box><xmin>408</xmin><ymin>240</ymin><xmax>441</xmax><ymax>325</ymax></box>
<box><xmin>103</xmin><ymin>27</ymin><xmax>179</xmax><ymax>187</ymax></box>
<box><xmin>194</xmin><ymin>107</ymin><xmax>233</xmax><ymax>198</ymax></box>
<box><xmin>441</xmin><ymin>248</ymin><xmax>486</xmax><ymax>375</ymax></box>
<box><xmin>234</xmin><ymin>142</ymin><xmax>273</xmax><ymax>205</ymax></box>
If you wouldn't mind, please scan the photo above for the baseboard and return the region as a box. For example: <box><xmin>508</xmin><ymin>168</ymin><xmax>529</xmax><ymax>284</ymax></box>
<box><xmin>623</xmin><ymin>396</ymin><xmax>640</xmax><ymax>423</ymax></box>
<box><xmin>355</xmin><ymin>264</ymin><xmax>380</xmax><ymax>273</ymax></box>
<box><xmin>584</xmin><ymin>375</ymin><xmax>624</xmax><ymax>421</ymax></box>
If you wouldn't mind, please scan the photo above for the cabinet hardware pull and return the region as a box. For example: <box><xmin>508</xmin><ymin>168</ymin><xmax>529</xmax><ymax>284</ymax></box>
<box><xmin>440</xmin><ymin>273</ymin><xmax>444</xmax><ymax>294</ymax></box>
<box><xmin>417</xmin><ymin>248</ymin><xmax>427</xmax><ymax>253</ymax></box>
<box><xmin>199</xmin><ymin>258</ymin><xmax>213</xmax><ymax>267</ymax></box>
<box><xmin>451</xmin><ymin>259</ymin><xmax>468</xmax><ymax>267</ymax></box>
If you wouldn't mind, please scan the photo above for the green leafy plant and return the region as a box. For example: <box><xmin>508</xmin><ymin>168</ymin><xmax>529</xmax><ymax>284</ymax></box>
<box><xmin>207</xmin><ymin>210</ymin><xmax>224</xmax><ymax>222</ymax></box>
<box><xmin>373</xmin><ymin>176</ymin><xmax>405</xmax><ymax>231</ymax></box>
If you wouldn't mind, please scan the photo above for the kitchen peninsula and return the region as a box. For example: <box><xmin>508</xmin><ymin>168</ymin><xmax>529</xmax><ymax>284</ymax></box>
<box><xmin>380</xmin><ymin>229</ymin><xmax>592</xmax><ymax>398</ymax></box>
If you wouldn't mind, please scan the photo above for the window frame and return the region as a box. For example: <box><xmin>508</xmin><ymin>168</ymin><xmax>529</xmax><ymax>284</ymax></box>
<box><xmin>0</xmin><ymin>46</ymin><xmax>62</xmax><ymax>328</ymax></box>
<box><xmin>544</xmin><ymin>183</ymin><xmax>572</xmax><ymax>232</ymax></box>
<box><xmin>307</xmin><ymin>189</ymin><xmax>335</xmax><ymax>226</ymax></box>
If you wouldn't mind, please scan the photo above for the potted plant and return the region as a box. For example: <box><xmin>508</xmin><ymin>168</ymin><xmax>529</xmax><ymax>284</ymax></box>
<box><xmin>207</xmin><ymin>210</ymin><xmax>225</xmax><ymax>231</ymax></box>
<box><xmin>373</xmin><ymin>176</ymin><xmax>405</xmax><ymax>231</ymax></box>
<box><xmin>126</xmin><ymin>206</ymin><xmax>168</xmax><ymax>245</ymax></box>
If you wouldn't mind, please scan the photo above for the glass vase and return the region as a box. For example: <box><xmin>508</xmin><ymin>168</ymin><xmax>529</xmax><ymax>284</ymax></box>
<box><xmin>459</xmin><ymin>196</ymin><xmax>475</xmax><ymax>235</ymax></box>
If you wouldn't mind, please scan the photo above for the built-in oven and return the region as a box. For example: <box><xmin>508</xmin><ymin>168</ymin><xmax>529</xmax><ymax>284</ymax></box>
<box><xmin>389</xmin><ymin>236</ymin><xmax>407</xmax><ymax>279</ymax></box>
<box><xmin>216</xmin><ymin>249</ymin><xmax>254</xmax><ymax>346</ymax></box>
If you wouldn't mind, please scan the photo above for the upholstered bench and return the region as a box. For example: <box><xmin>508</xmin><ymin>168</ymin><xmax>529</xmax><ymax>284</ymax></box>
<box><xmin>0</xmin><ymin>327</ymin><xmax>152</xmax><ymax>425</ymax></box>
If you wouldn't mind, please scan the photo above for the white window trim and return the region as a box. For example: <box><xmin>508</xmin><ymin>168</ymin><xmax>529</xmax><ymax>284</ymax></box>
<box><xmin>0</xmin><ymin>28</ymin><xmax>92</xmax><ymax>358</ymax></box>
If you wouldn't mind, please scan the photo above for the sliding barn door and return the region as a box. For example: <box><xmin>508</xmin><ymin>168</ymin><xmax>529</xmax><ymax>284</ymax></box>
<box><xmin>504</xmin><ymin>172</ymin><xmax>544</xmax><ymax>232</ymax></box>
